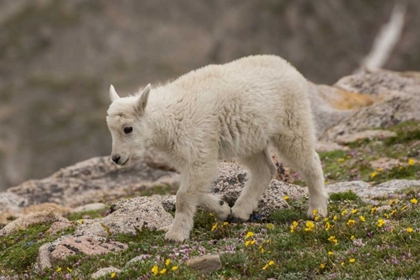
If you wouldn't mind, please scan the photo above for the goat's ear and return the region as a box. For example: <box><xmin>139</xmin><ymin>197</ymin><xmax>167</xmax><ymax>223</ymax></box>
<box><xmin>136</xmin><ymin>84</ymin><xmax>151</xmax><ymax>113</ymax></box>
<box><xmin>109</xmin><ymin>85</ymin><xmax>120</xmax><ymax>102</ymax></box>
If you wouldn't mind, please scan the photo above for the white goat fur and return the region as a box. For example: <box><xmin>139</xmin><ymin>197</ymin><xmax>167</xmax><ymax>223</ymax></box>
<box><xmin>106</xmin><ymin>55</ymin><xmax>328</xmax><ymax>242</ymax></box>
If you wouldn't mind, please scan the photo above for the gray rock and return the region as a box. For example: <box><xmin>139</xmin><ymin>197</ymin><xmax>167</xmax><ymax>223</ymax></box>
<box><xmin>336</xmin><ymin>130</ymin><xmax>396</xmax><ymax>145</ymax></box>
<box><xmin>335</xmin><ymin>70</ymin><xmax>420</xmax><ymax>97</ymax></box>
<box><xmin>91</xmin><ymin>266</ymin><xmax>121</xmax><ymax>279</ymax></box>
<box><xmin>37</xmin><ymin>242</ymin><xmax>53</xmax><ymax>270</ymax></box>
<box><xmin>0</xmin><ymin>192</ymin><xmax>28</xmax><ymax>211</ymax></box>
<box><xmin>74</xmin><ymin>203</ymin><xmax>106</xmax><ymax>213</ymax></box>
<box><xmin>0</xmin><ymin>207</ymin><xmax>68</xmax><ymax>237</ymax></box>
<box><xmin>159</xmin><ymin>162</ymin><xmax>307</xmax><ymax>220</ymax></box>
<box><xmin>370</xmin><ymin>157</ymin><xmax>401</xmax><ymax>170</ymax></box>
<box><xmin>308</xmin><ymin>82</ymin><xmax>353</xmax><ymax>139</ymax></box>
<box><xmin>7</xmin><ymin>156</ymin><xmax>179</xmax><ymax>208</ymax></box>
<box><xmin>327</xmin><ymin>180</ymin><xmax>420</xmax><ymax>198</ymax></box>
<box><xmin>125</xmin><ymin>254</ymin><xmax>152</xmax><ymax>267</ymax></box>
<box><xmin>323</xmin><ymin>71</ymin><xmax>420</xmax><ymax>142</ymax></box>
<box><xmin>75</xmin><ymin>196</ymin><xmax>173</xmax><ymax>237</ymax></box>
<box><xmin>326</xmin><ymin>181</ymin><xmax>371</xmax><ymax>197</ymax></box>
<box><xmin>50</xmin><ymin>236</ymin><xmax>128</xmax><ymax>263</ymax></box>
<box><xmin>214</xmin><ymin>163</ymin><xmax>306</xmax><ymax>219</ymax></box>
<box><xmin>186</xmin><ymin>254</ymin><xmax>222</xmax><ymax>274</ymax></box>
<box><xmin>316</xmin><ymin>141</ymin><xmax>349</xmax><ymax>152</ymax></box>
<box><xmin>46</xmin><ymin>221</ymin><xmax>73</xmax><ymax>235</ymax></box>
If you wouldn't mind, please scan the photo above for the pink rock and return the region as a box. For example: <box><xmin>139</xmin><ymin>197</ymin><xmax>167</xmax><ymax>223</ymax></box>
<box><xmin>50</xmin><ymin>236</ymin><xmax>128</xmax><ymax>262</ymax></box>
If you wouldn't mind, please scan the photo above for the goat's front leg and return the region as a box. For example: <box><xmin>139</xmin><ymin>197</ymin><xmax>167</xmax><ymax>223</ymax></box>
<box><xmin>165</xmin><ymin>162</ymin><xmax>217</xmax><ymax>242</ymax></box>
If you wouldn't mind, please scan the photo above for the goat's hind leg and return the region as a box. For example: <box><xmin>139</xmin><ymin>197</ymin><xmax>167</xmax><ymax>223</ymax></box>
<box><xmin>230</xmin><ymin>149</ymin><xmax>276</xmax><ymax>222</ymax></box>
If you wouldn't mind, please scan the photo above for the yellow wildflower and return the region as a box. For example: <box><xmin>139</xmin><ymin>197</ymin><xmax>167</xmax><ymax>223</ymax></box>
<box><xmin>347</xmin><ymin>219</ymin><xmax>356</xmax><ymax>226</ymax></box>
<box><xmin>304</xmin><ymin>221</ymin><xmax>315</xmax><ymax>231</ymax></box>
<box><xmin>328</xmin><ymin>235</ymin><xmax>338</xmax><ymax>245</ymax></box>
<box><xmin>351</xmin><ymin>209</ymin><xmax>358</xmax><ymax>214</ymax></box>
<box><xmin>78</xmin><ymin>219</ymin><xmax>84</xmax><ymax>224</ymax></box>
<box><xmin>377</xmin><ymin>168</ymin><xmax>383</xmax><ymax>172</ymax></box>
<box><xmin>384</xmin><ymin>213</ymin><xmax>389</xmax><ymax>218</ymax></box>
<box><xmin>407</xmin><ymin>227</ymin><xmax>413</xmax><ymax>233</ymax></box>
<box><xmin>359</xmin><ymin>215</ymin><xmax>366</xmax><ymax>222</ymax></box>
<box><xmin>371</xmin><ymin>172</ymin><xmax>378</xmax><ymax>178</ymax></box>
<box><xmin>341</xmin><ymin>209</ymin><xmax>348</xmax><ymax>216</ymax></box>
<box><xmin>223</xmin><ymin>222</ymin><xmax>229</xmax><ymax>226</ymax></box>
<box><xmin>110</xmin><ymin>272</ymin><xmax>116</xmax><ymax>278</ymax></box>
<box><xmin>349</xmin><ymin>258</ymin><xmax>356</xmax><ymax>263</ymax></box>
<box><xmin>338</xmin><ymin>158</ymin><xmax>345</xmax><ymax>163</ymax></box>
<box><xmin>265</xmin><ymin>239</ymin><xmax>271</xmax><ymax>243</ymax></box>
<box><xmin>320</xmin><ymin>263</ymin><xmax>325</xmax><ymax>269</ymax></box>
<box><xmin>371</xmin><ymin>207</ymin><xmax>377</xmax><ymax>214</ymax></box>
<box><xmin>246</xmin><ymin>231</ymin><xmax>254</xmax><ymax>239</ymax></box>
<box><xmin>245</xmin><ymin>240</ymin><xmax>251</xmax><ymax>246</ymax></box>
<box><xmin>390</xmin><ymin>210</ymin><xmax>397</xmax><ymax>216</ymax></box>
<box><xmin>350</xmin><ymin>235</ymin><xmax>355</xmax><ymax>240</ymax></box>
<box><xmin>325</xmin><ymin>222</ymin><xmax>331</xmax><ymax>231</ymax></box>
<box><xmin>315</xmin><ymin>215</ymin><xmax>321</xmax><ymax>221</ymax></box>
<box><xmin>402</xmin><ymin>205</ymin><xmax>407</xmax><ymax>210</ymax></box>
<box><xmin>410</xmin><ymin>198</ymin><xmax>418</xmax><ymax>204</ymax></box>
<box><xmin>260</xmin><ymin>246</ymin><xmax>265</xmax><ymax>253</ymax></box>
<box><xmin>323</xmin><ymin>217</ymin><xmax>329</xmax><ymax>222</ymax></box>
<box><xmin>268</xmin><ymin>261</ymin><xmax>275</xmax><ymax>266</ymax></box>
<box><xmin>290</xmin><ymin>221</ymin><xmax>298</xmax><ymax>233</ymax></box>
<box><xmin>341</xmin><ymin>262</ymin><xmax>345</xmax><ymax>266</ymax></box>
<box><xmin>251</xmin><ymin>240</ymin><xmax>256</xmax><ymax>245</ymax></box>
<box><xmin>333</xmin><ymin>214</ymin><xmax>338</xmax><ymax>220</ymax></box>
<box><xmin>312</xmin><ymin>209</ymin><xmax>319</xmax><ymax>216</ymax></box>
<box><xmin>283</xmin><ymin>195</ymin><xmax>290</xmax><ymax>200</ymax></box>
<box><xmin>56</xmin><ymin>267</ymin><xmax>62</xmax><ymax>272</ymax></box>
<box><xmin>266</xmin><ymin>223</ymin><xmax>274</xmax><ymax>230</ymax></box>
<box><xmin>66</xmin><ymin>267</ymin><xmax>72</xmax><ymax>272</ymax></box>
<box><xmin>211</xmin><ymin>223</ymin><xmax>218</xmax><ymax>231</ymax></box>
<box><xmin>172</xmin><ymin>266</ymin><xmax>178</xmax><ymax>271</ymax></box>
<box><xmin>389</xmin><ymin>199</ymin><xmax>398</xmax><ymax>206</ymax></box>
<box><xmin>377</xmin><ymin>219</ymin><xmax>385</xmax><ymax>228</ymax></box>
<box><xmin>328</xmin><ymin>251</ymin><xmax>334</xmax><ymax>256</ymax></box>
<box><xmin>408</xmin><ymin>158</ymin><xmax>416</xmax><ymax>165</ymax></box>
<box><xmin>159</xmin><ymin>268</ymin><xmax>167</xmax><ymax>274</ymax></box>
<box><xmin>151</xmin><ymin>265</ymin><xmax>159</xmax><ymax>276</ymax></box>
<box><xmin>165</xmin><ymin>259</ymin><xmax>170</xmax><ymax>266</ymax></box>
<box><xmin>262</xmin><ymin>264</ymin><xmax>269</xmax><ymax>270</ymax></box>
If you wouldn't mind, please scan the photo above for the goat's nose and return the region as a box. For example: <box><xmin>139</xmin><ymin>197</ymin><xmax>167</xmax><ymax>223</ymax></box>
<box><xmin>112</xmin><ymin>155</ymin><xmax>121</xmax><ymax>164</ymax></box>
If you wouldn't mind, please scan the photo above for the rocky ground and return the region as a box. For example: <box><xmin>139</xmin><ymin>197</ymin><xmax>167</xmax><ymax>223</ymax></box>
<box><xmin>1</xmin><ymin>70</ymin><xmax>420</xmax><ymax>279</ymax></box>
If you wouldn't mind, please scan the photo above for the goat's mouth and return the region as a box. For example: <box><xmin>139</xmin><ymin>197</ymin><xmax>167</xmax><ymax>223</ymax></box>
<box><xmin>120</xmin><ymin>158</ymin><xmax>129</xmax><ymax>166</ymax></box>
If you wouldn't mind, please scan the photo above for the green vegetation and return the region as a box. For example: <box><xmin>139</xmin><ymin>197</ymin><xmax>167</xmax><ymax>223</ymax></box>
<box><xmin>1</xmin><ymin>121</ymin><xmax>420</xmax><ymax>279</ymax></box>
<box><xmin>2</xmin><ymin>191</ymin><xmax>420</xmax><ymax>279</ymax></box>
<box><xmin>315</xmin><ymin>121</ymin><xmax>420</xmax><ymax>186</ymax></box>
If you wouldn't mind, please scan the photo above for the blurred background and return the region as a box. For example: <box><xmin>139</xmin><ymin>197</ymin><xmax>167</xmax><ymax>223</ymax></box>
<box><xmin>0</xmin><ymin>0</ymin><xmax>419</xmax><ymax>191</ymax></box>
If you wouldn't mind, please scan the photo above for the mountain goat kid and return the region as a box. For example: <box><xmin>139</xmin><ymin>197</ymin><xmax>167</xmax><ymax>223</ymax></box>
<box><xmin>106</xmin><ymin>55</ymin><xmax>327</xmax><ymax>242</ymax></box>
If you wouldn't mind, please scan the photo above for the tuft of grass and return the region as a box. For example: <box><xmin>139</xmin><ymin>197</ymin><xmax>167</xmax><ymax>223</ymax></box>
<box><xmin>329</xmin><ymin>191</ymin><xmax>359</xmax><ymax>201</ymax></box>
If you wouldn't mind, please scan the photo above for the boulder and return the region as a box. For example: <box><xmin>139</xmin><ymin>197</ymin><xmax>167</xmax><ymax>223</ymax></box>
<box><xmin>0</xmin><ymin>207</ymin><xmax>68</xmax><ymax>237</ymax></box>
<box><xmin>186</xmin><ymin>254</ymin><xmax>222</xmax><ymax>274</ymax></box>
<box><xmin>159</xmin><ymin>162</ymin><xmax>307</xmax><ymax>220</ymax></box>
<box><xmin>91</xmin><ymin>267</ymin><xmax>121</xmax><ymax>279</ymax></box>
<box><xmin>74</xmin><ymin>196</ymin><xmax>173</xmax><ymax>237</ymax></box>
<box><xmin>370</xmin><ymin>157</ymin><xmax>401</xmax><ymax>170</ymax></box>
<box><xmin>323</xmin><ymin>71</ymin><xmax>420</xmax><ymax>142</ymax></box>
<box><xmin>326</xmin><ymin>180</ymin><xmax>420</xmax><ymax>197</ymax></box>
<box><xmin>74</xmin><ymin>203</ymin><xmax>106</xmax><ymax>213</ymax></box>
<box><xmin>336</xmin><ymin>130</ymin><xmax>397</xmax><ymax>145</ymax></box>
<box><xmin>50</xmin><ymin>236</ymin><xmax>128</xmax><ymax>263</ymax></box>
<box><xmin>6</xmin><ymin>156</ymin><xmax>179</xmax><ymax>207</ymax></box>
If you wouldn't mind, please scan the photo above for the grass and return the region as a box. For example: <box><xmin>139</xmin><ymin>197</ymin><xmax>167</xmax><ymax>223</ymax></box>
<box><xmin>311</xmin><ymin>121</ymin><xmax>420</xmax><ymax>186</ymax></box>
<box><xmin>2</xmin><ymin>191</ymin><xmax>420</xmax><ymax>279</ymax></box>
<box><xmin>1</xmin><ymin>121</ymin><xmax>420</xmax><ymax>279</ymax></box>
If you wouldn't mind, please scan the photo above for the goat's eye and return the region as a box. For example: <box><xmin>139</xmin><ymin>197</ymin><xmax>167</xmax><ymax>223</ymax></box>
<box><xmin>124</xmin><ymin>127</ymin><xmax>133</xmax><ymax>134</ymax></box>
